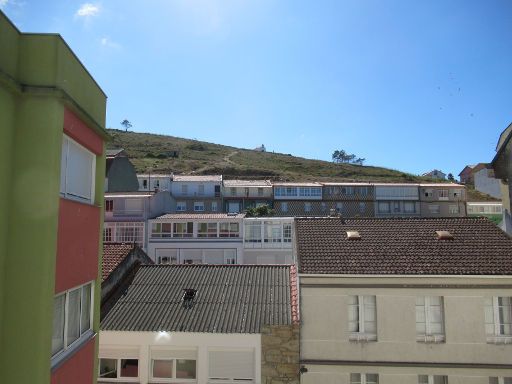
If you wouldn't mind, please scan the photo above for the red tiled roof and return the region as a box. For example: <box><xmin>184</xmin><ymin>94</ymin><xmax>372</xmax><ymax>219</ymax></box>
<box><xmin>289</xmin><ymin>264</ymin><xmax>299</xmax><ymax>325</ymax></box>
<box><xmin>102</xmin><ymin>243</ymin><xmax>135</xmax><ymax>281</ymax></box>
<box><xmin>295</xmin><ymin>217</ymin><xmax>512</xmax><ymax>275</ymax></box>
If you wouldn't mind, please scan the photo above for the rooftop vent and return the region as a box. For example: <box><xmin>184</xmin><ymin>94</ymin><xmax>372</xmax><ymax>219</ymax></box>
<box><xmin>436</xmin><ymin>230</ymin><xmax>454</xmax><ymax>240</ymax></box>
<box><xmin>346</xmin><ymin>231</ymin><xmax>361</xmax><ymax>240</ymax></box>
<box><xmin>182</xmin><ymin>288</ymin><xmax>197</xmax><ymax>309</ymax></box>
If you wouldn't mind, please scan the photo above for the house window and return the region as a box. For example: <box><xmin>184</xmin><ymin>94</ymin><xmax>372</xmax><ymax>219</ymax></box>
<box><xmin>416</xmin><ymin>296</ymin><xmax>445</xmax><ymax>342</ymax></box>
<box><xmin>176</xmin><ymin>201</ymin><xmax>186</xmax><ymax>212</ymax></box>
<box><xmin>438</xmin><ymin>190</ymin><xmax>449</xmax><ymax>199</ymax></box>
<box><xmin>428</xmin><ymin>204</ymin><xmax>440</xmax><ymax>214</ymax></box>
<box><xmin>52</xmin><ymin>282</ymin><xmax>93</xmax><ymax>357</ymax></box>
<box><xmin>105</xmin><ymin>199</ymin><xmax>114</xmax><ymax>212</ymax></box>
<box><xmin>449</xmin><ymin>205</ymin><xmax>459</xmax><ymax>214</ymax></box>
<box><xmin>264</xmin><ymin>221</ymin><xmax>282</xmax><ymax>243</ymax></box>
<box><xmin>336</xmin><ymin>202</ymin><xmax>343</xmax><ymax>213</ymax></box>
<box><xmin>60</xmin><ymin>135</ymin><xmax>95</xmax><ymax>204</ymax></box>
<box><xmin>99</xmin><ymin>358</ymin><xmax>139</xmax><ymax>379</ymax></box>
<box><xmin>485</xmin><ymin>297</ymin><xmax>512</xmax><ymax>343</ymax></box>
<box><xmin>211</xmin><ymin>201</ymin><xmax>218</xmax><ymax>212</ymax></box>
<box><xmin>220</xmin><ymin>222</ymin><xmax>240</xmax><ymax>237</ymax></box>
<box><xmin>198</xmin><ymin>222</ymin><xmax>218</xmax><ymax>238</ymax></box>
<box><xmin>359</xmin><ymin>187</ymin><xmax>368</xmax><ymax>196</ymax></box>
<box><xmin>424</xmin><ymin>189</ymin><xmax>433</xmax><ymax>197</ymax></box>
<box><xmin>258</xmin><ymin>188</ymin><xmax>264</xmax><ymax>197</ymax></box>
<box><xmin>230</xmin><ymin>187</ymin><xmax>237</xmax><ymax>196</ymax></box>
<box><xmin>151</xmin><ymin>359</ymin><xmax>196</xmax><ymax>380</ymax></box>
<box><xmin>419</xmin><ymin>375</ymin><xmax>448</xmax><ymax>384</ymax></box>
<box><xmin>173</xmin><ymin>222</ymin><xmax>193</xmax><ymax>238</ymax></box>
<box><xmin>194</xmin><ymin>201</ymin><xmax>205</xmax><ymax>212</ymax></box>
<box><xmin>378</xmin><ymin>202</ymin><xmax>390</xmax><ymax>213</ymax></box>
<box><xmin>489</xmin><ymin>378</ymin><xmax>512</xmax><ymax>384</ymax></box>
<box><xmin>244</xmin><ymin>222</ymin><xmax>262</xmax><ymax>243</ymax></box>
<box><xmin>198</xmin><ymin>184</ymin><xmax>205</xmax><ymax>195</ymax></box>
<box><xmin>281</xmin><ymin>202</ymin><xmax>288</xmax><ymax>212</ymax></box>
<box><xmin>342</xmin><ymin>187</ymin><xmax>354</xmax><ymax>195</ymax></box>
<box><xmin>208</xmin><ymin>349</ymin><xmax>255</xmax><ymax>382</ymax></box>
<box><xmin>142</xmin><ymin>179</ymin><xmax>148</xmax><ymax>189</ymax></box>
<box><xmin>452</xmin><ymin>189</ymin><xmax>463</xmax><ymax>198</ymax></box>
<box><xmin>304</xmin><ymin>202</ymin><xmax>312</xmax><ymax>212</ymax></box>
<box><xmin>181</xmin><ymin>185</ymin><xmax>188</xmax><ymax>195</ymax></box>
<box><xmin>151</xmin><ymin>223</ymin><xmax>173</xmax><ymax>238</ymax></box>
<box><xmin>359</xmin><ymin>202</ymin><xmax>366</xmax><ymax>214</ymax></box>
<box><xmin>350</xmin><ymin>373</ymin><xmax>379</xmax><ymax>384</ymax></box>
<box><xmin>404</xmin><ymin>202</ymin><xmax>415</xmax><ymax>213</ymax></box>
<box><xmin>348</xmin><ymin>295</ymin><xmax>377</xmax><ymax>341</ymax></box>
<box><xmin>103</xmin><ymin>227</ymin><xmax>112</xmax><ymax>242</ymax></box>
<box><xmin>283</xmin><ymin>223</ymin><xmax>292</xmax><ymax>243</ymax></box>
<box><xmin>155</xmin><ymin>180</ymin><xmax>160</xmax><ymax>189</ymax></box>
<box><xmin>393</xmin><ymin>201</ymin><xmax>401</xmax><ymax>213</ymax></box>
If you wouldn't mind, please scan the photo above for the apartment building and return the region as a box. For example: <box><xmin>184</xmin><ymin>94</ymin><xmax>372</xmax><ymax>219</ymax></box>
<box><xmin>105</xmin><ymin>149</ymin><xmax>139</xmax><ymax>192</ymax></box>
<box><xmin>296</xmin><ymin>217</ymin><xmax>512</xmax><ymax>384</ymax></box>
<box><xmin>103</xmin><ymin>191</ymin><xmax>170</xmax><ymax>249</ymax></box>
<box><xmin>419</xmin><ymin>183</ymin><xmax>466</xmax><ymax>217</ymax></box>
<box><xmin>223</xmin><ymin>179</ymin><xmax>273</xmax><ymax>213</ymax></box>
<box><xmin>147</xmin><ymin>213</ymin><xmax>245</xmax><ymax>264</ymax></box>
<box><xmin>137</xmin><ymin>173</ymin><xmax>172</xmax><ymax>192</ymax></box>
<box><xmin>99</xmin><ymin>264</ymin><xmax>300</xmax><ymax>384</ymax></box>
<box><xmin>474</xmin><ymin>166</ymin><xmax>502</xmax><ymax>199</ymax></box>
<box><xmin>491</xmin><ymin>122</ymin><xmax>512</xmax><ymax>234</ymax></box>
<box><xmin>273</xmin><ymin>182</ymin><xmax>324</xmax><ymax>216</ymax></box>
<box><xmin>0</xmin><ymin>11</ymin><xmax>107</xmax><ymax>384</ymax></box>
<box><xmin>170</xmin><ymin>175</ymin><xmax>222</xmax><ymax>213</ymax></box>
<box><xmin>322</xmin><ymin>183</ymin><xmax>375</xmax><ymax>217</ymax></box>
<box><xmin>373</xmin><ymin>183</ymin><xmax>420</xmax><ymax>217</ymax></box>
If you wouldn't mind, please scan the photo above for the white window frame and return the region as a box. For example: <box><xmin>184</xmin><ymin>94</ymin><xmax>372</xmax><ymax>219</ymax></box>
<box><xmin>211</xmin><ymin>201</ymin><xmax>218</xmax><ymax>212</ymax></box>
<box><xmin>52</xmin><ymin>281</ymin><xmax>94</xmax><ymax>359</ymax></box>
<box><xmin>98</xmin><ymin>357</ymin><xmax>140</xmax><ymax>381</ymax></box>
<box><xmin>485</xmin><ymin>296</ymin><xmax>512</xmax><ymax>343</ymax></box>
<box><xmin>60</xmin><ymin>135</ymin><xmax>96</xmax><ymax>204</ymax></box>
<box><xmin>350</xmin><ymin>373</ymin><xmax>379</xmax><ymax>384</ymax></box>
<box><xmin>489</xmin><ymin>377</ymin><xmax>512</xmax><ymax>384</ymax></box>
<box><xmin>176</xmin><ymin>201</ymin><xmax>187</xmax><ymax>212</ymax></box>
<box><xmin>149</xmin><ymin>357</ymin><xmax>197</xmax><ymax>382</ymax></box>
<box><xmin>348</xmin><ymin>295</ymin><xmax>377</xmax><ymax>341</ymax></box>
<box><xmin>416</xmin><ymin>296</ymin><xmax>445</xmax><ymax>343</ymax></box>
<box><xmin>304</xmin><ymin>202</ymin><xmax>312</xmax><ymax>212</ymax></box>
<box><xmin>194</xmin><ymin>201</ymin><xmax>205</xmax><ymax>212</ymax></box>
<box><xmin>428</xmin><ymin>204</ymin><xmax>440</xmax><ymax>214</ymax></box>
<box><xmin>281</xmin><ymin>202</ymin><xmax>288</xmax><ymax>212</ymax></box>
<box><xmin>418</xmin><ymin>375</ymin><xmax>448</xmax><ymax>384</ymax></box>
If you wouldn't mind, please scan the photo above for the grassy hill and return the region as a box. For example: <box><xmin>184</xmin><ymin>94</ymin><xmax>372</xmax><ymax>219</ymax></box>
<box><xmin>106</xmin><ymin>129</ymin><xmax>500</xmax><ymax>202</ymax></box>
<box><xmin>107</xmin><ymin>129</ymin><xmax>429</xmax><ymax>183</ymax></box>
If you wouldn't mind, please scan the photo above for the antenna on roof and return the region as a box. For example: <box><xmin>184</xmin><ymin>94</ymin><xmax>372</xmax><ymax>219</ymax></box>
<box><xmin>182</xmin><ymin>288</ymin><xmax>197</xmax><ymax>309</ymax></box>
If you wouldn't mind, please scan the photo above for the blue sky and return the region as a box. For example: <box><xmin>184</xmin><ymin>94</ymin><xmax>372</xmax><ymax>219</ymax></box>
<box><xmin>3</xmin><ymin>0</ymin><xmax>512</xmax><ymax>176</ymax></box>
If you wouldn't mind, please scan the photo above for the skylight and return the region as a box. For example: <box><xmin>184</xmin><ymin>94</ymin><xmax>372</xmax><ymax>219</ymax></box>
<box><xmin>182</xmin><ymin>288</ymin><xmax>197</xmax><ymax>309</ymax></box>
<box><xmin>436</xmin><ymin>230</ymin><xmax>454</xmax><ymax>240</ymax></box>
<box><xmin>346</xmin><ymin>231</ymin><xmax>361</xmax><ymax>240</ymax></box>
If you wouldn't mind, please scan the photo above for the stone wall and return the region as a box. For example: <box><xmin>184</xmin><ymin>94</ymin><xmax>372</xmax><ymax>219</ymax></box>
<box><xmin>261</xmin><ymin>324</ymin><xmax>300</xmax><ymax>384</ymax></box>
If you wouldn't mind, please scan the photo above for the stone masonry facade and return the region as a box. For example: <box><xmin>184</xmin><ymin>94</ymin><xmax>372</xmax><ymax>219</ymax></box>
<box><xmin>261</xmin><ymin>324</ymin><xmax>300</xmax><ymax>384</ymax></box>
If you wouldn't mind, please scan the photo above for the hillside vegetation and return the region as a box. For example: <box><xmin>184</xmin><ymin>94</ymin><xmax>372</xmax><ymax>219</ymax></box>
<box><xmin>107</xmin><ymin>129</ymin><xmax>430</xmax><ymax>183</ymax></box>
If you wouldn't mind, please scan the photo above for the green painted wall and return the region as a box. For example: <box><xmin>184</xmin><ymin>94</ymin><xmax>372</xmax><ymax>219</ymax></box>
<box><xmin>0</xmin><ymin>10</ymin><xmax>108</xmax><ymax>384</ymax></box>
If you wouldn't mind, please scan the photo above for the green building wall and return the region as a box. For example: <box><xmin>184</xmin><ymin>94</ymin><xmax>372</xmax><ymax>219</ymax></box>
<box><xmin>0</xmin><ymin>11</ymin><xmax>108</xmax><ymax>384</ymax></box>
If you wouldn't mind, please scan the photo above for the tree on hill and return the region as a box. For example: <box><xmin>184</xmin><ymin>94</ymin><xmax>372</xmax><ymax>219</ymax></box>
<box><xmin>447</xmin><ymin>173</ymin><xmax>455</xmax><ymax>181</ymax></box>
<box><xmin>121</xmin><ymin>119</ymin><xmax>132</xmax><ymax>132</ymax></box>
<box><xmin>332</xmin><ymin>149</ymin><xmax>365</xmax><ymax>165</ymax></box>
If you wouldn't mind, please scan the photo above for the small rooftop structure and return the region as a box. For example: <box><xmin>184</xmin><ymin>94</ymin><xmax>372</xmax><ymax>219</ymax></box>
<box><xmin>223</xmin><ymin>179</ymin><xmax>272</xmax><ymax>187</ymax></box>
<box><xmin>154</xmin><ymin>213</ymin><xmax>246</xmax><ymax>220</ymax></box>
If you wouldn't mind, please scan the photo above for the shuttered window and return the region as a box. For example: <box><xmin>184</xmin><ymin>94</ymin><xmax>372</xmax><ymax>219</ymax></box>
<box><xmin>60</xmin><ymin>135</ymin><xmax>95</xmax><ymax>203</ymax></box>
<box><xmin>208</xmin><ymin>349</ymin><xmax>255</xmax><ymax>382</ymax></box>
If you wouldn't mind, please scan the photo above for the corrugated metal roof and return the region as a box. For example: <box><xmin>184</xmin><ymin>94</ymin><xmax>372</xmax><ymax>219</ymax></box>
<box><xmin>154</xmin><ymin>213</ymin><xmax>245</xmax><ymax>220</ymax></box>
<box><xmin>101</xmin><ymin>265</ymin><xmax>296</xmax><ymax>333</ymax></box>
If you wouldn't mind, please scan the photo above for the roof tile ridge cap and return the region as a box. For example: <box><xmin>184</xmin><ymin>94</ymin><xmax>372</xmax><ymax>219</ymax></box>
<box><xmin>289</xmin><ymin>265</ymin><xmax>300</xmax><ymax>324</ymax></box>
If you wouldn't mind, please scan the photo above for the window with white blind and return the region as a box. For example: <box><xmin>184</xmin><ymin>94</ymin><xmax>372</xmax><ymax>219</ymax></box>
<box><xmin>348</xmin><ymin>295</ymin><xmax>377</xmax><ymax>341</ymax></box>
<box><xmin>485</xmin><ymin>297</ymin><xmax>512</xmax><ymax>343</ymax></box>
<box><xmin>350</xmin><ymin>373</ymin><xmax>379</xmax><ymax>384</ymax></box>
<box><xmin>419</xmin><ymin>375</ymin><xmax>448</xmax><ymax>384</ymax></box>
<box><xmin>60</xmin><ymin>135</ymin><xmax>95</xmax><ymax>203</ymax></box>
<box><xmin>416</xmin><ymin>296</ymin><xmax>445</xmax><ymax>342</ymax></box>
<box><xmin>244</xmin><ymin>221</ymin><xmax>262</xmax><ymax>243</ymax></box>
<box><xmin>208</xmin><ymin>349</ymin><xmax>255</xmax><ymax>382</ymax></box>
<box><xmin>52</xmin><ymin>282</ymin><xmax>93</xmax><ymax>358</ymax></box>
<box><xmin>98</xmin><ymin>348</ymin><xmax>140</xmax><ymax>380</ymax></box>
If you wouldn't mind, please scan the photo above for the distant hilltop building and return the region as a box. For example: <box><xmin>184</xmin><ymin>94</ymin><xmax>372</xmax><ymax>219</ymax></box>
<box><xmin>422</xmin><ymin>169</ymin><xmax>446</xmax><ymax>180</ymax></box>
<box><xmin>254</xmin><ymin>144</ymin><xmax>266</xmax><ymax>152</ymax></box>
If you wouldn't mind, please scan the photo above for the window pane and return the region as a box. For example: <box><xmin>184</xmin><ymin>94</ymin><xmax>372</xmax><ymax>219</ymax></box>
<box><xmin>489</xmin><ymin>378</ymin><xmax>499</xmax><ymax>384</ymax></box>
<box><xmin>433</xmin><ymin>376</ymin><xmax>448</xmax><ymax>384</ymax></box>
<box><xmin>350</xmin><ymin>373</ymin><xmax>362</xmax><ymax>384</ymax></box>
<box><xmin>418</xmin><ymin>375</ymin><xmax>429</xmax><ymax>384</ymax></box>
<box><xmin>120</xmin><ymin>359</ymin><xmax>138</xmax><ymax>378</ymax></box>
<box><xmin>66</xmin><ymin>139</ymin><xmax>93</xmax><ymax>201</ymax></box>
<box><xmin>52</xmin><ymin>295</ymin><xmax>65</xmax><ymax>356</ymax></box>
<box><xmin>80</xmin><ymin>284</ymin><xmax>91</xmax><ymax>334</ymax></box>
<box><xmin>99</xmin><ymin>358</ymin><xmax>117</xmax><ymax>378</ymax></box>
<box><xmin>504</xmin><ymin>378</ymin><xmax>512</xmax><ymax>384</ymax></box>
<box><xmin>67</xmin><ymin>288</ymin><xmax>81</xmax><ymax>346</ymax></box>
<box><xmin>176</xmin><ymin>359</ymin><xmax>196</xmax><ymax>379</ymax></box>
<box><xmin>348</xmin><ymin>296</ymin><xmax>359</xmax><ymax>332</ymax></box>
<box><xmin>152</xmin><ymin>359</ymin><xmax>173</xmax><ymax>378</ymax></box>
<box><xmin>366</xmin><ymin>373</ymin><xmax>379</xmax><ymax>384</ymax></box>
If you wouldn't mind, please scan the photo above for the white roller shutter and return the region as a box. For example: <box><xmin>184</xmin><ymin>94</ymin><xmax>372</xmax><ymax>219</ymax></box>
<box><xmin>66</xmin><ymin>138</ymin><xmax>94</xmax><ymax>201</ymax></box>
<box><xmin>208</xmin><ymin>349</ymin><xmax>254</xmax><ymax>380</ymax></box>
<box><xmin>99</xmin><ymin>347</ymin><xmax>139</xmax><ymax>359</ymax></box>
<box><xmin>151</xmin><ymin>349</ymin><xmax>197</xmax><ymax>360</ymax></box>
